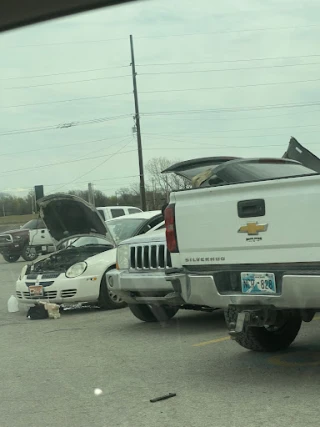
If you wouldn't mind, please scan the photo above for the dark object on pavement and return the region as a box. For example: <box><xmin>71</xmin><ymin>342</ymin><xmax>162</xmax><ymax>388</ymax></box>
<box><xmin>150</xmin><ymin>393</ymin><xmax>176</xmax><ymax>403</ymax></box>
<box><xmin>27</xmin><ymin>304</ymin><xmax>49</xmax><ymax>320</ymax></box>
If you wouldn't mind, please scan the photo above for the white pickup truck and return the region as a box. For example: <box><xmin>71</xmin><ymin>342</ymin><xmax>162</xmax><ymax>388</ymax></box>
<box><xmin>164</xmin><ymin>138</ymin><xmax>320</xmax><ymax>352</ymax></box>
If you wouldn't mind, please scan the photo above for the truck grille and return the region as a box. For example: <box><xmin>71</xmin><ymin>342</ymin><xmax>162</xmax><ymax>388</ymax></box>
<box><xmin>130</xmin><ymin>243</ymin><xmax>172</xmax><ymax>270</ymax></box>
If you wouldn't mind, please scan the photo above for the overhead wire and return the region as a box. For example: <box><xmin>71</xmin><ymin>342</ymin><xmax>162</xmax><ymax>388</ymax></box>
<box><xmin>136</xmin><ymin>52</ymin><xmax>320</xmax><ymax>67</ymax></box>
<box><xmin>140</xmin><ymin>61</ymin><xmax>320</xmax><ymax>76</ymax></box>
<box><xmin>4</xmin><ymin>23</ymin><xmax>319</xmax><ymax>49</ymax></box>
<box><xmin>0</xmin><ymin>91</ymin><xmax>132</xmax><ymax>110</ymax></box>
<box><xmin>0</xmin><ymin>134</ymin><xmax>133</xmax><ymax>158</ymax></box>
<box><xmin>140</xmin><ymin>100</ymin><xmax>320</xmax><ymax>117</ymax></box>
<box><xmin>0</xmin><ymin>137</ymin><xmax>135</xmax><ymax>177</ymax></box>
<box><xmin>4</xmin><ymin>74</ymin><xmax>131</xmax><ymax>90</ymax></box>
<box><xmin>139</xmin><ymin>77</ymin><xmax>320</xmax><ymax>96</ymax></box>
<box><xmin>135</xmin><ymin>23</ymin><xmax>320</xmax><ymax>39</ymax></box>
<box><xmin>53</xmin><ymin>138</ymin><xmax>135</xmax><ymax>192</ymax></box>
<box><xmin>0</xmin><ymin>113</ymin><xmax>132</xmax><ymax>137</ymax></box>
<box><xmin>0</xmin><ymin>64</ymin><xmax>129</xmax><ymax>81</ymax></box>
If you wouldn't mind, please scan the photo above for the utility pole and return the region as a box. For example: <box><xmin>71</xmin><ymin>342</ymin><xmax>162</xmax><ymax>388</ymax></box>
<box><xmin>88</xmin><ymin>183</ymin><xmax>95</xmax><ymax>206</ymax></box>
<box><xmin>130</xmin><ymin>34</ymin><xmax>147</xmax><ymax>211</ymax></box>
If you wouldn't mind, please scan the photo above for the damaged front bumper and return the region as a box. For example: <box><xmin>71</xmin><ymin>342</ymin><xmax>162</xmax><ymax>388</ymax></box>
<box><xmin>106</xmin><ymin>269</ymin><xmax>184</xmax><ymax>305</ymax></box>
<box><xmin>166</xmin><ymin>271</ymin><xmax>320</xmax><ymax>309</ymax></box>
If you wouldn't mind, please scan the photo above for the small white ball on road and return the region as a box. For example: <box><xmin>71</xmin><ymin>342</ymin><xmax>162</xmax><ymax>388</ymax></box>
<box><xmin>94</xmin><ymin>388</ymin><xmax>103</xmax><ymax>396</ymax></box>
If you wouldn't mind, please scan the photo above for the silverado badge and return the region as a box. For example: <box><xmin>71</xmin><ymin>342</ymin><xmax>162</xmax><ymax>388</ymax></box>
<box><xmin>238</xmin><ymin>222</ymin><xmax>268</xmax><ymax>235</ymax></box>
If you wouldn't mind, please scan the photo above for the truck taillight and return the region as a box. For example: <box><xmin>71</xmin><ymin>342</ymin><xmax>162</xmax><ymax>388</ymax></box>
<box><xmin>164</xmin><ymin>203</ymin><xmax>179</xmax><ymax>253</ymax></box>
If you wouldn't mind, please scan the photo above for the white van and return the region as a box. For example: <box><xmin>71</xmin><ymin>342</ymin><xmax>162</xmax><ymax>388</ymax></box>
<box><xmin>96</xmin><ymin>206</ymin><xmax>142</xmax><ymax>221</ymax></box>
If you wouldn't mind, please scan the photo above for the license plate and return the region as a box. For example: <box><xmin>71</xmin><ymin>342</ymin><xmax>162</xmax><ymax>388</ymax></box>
<box><xmin>41</xmin><ymin>246</ymin><xmax>47</xmax><ymax>252</ymax></box>
<box><xmin>241</xmin><ymin>272</ymin><xmax>276</xmax><ymax>294</ymax></box>
<box><xmin>29</xmin><ymin>285</ymin><xmax>43</xmax><ymax>297</ymax></box>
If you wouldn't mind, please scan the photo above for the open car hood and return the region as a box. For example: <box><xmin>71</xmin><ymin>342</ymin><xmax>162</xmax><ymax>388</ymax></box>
<box><xmin>38</xmin><ymin>193</ymin><xmax>116</xmax><ymax>245</ymax></box>
<box><xmin>282</xmin><ymin>137</ymin><xmax>320</xmax><ymax>173</ymax></box>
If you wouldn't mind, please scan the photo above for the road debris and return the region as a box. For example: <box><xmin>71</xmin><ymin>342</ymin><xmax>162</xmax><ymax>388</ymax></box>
<box><xmin>150</xmin><ymin>393</ymin><xmax>176</xmax><ymax>403</ymax></box>
<box><xmin>27</xmin><ymin>301</ymin><xmax>60</xmax><ymax>319</ymax></box>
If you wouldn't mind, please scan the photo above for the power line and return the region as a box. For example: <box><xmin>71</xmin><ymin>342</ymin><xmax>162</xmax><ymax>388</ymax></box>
<box><xmin>4</xmin><ymin>74</ymin><xmax>131</xmax><ymax>90</ymax></box>
<box><xmin>139</xmin><ymin>77</ymin><xmax>320</xmax><ymax>96</ymax></box>
<box><xmin>148</xmin><ymin>106</ymin><xmax>320</xmax><ymax>122</ymax></box>
<box><xmin>0</xmin><ymin>92</ymin><xmax>132</xmax><ymax>110</ymax></box>
<box><xmin>140</xmin><ymin>61</ymin><xmax>320</xmax><ymax>76</ymax></box>
<box><xmin>135</xmin><ymin>24</ymin><xmax>320</xmax><ymax>40</ymax></box>
<box><xmin>43</xmin><ymin>174</ymin><xmax>139</xmax><ymax>187</ymax></box>
<box><xmin>0</xmin><ymin>138</ymin><xmax>135</xmax><ymax>177</ymax></box>
<box><xmin>0</xmin><ymin>113</ymin><xmax>131</xmax><ymax>137</ymax></box>
<box><xmin>4</xmin><ymin>37</ymin><xmax>127</xmax><ymax>48</ymax></box>
<box><xmin>0</xmin><ymin>134</ymin><xmax>132</xmax><ymax>158</ymax></box>
<box><xmin>0</xmin><ymin>65</ymin><xmax>129</xmax><ymax>81</ymax></box>
<box><xmin>5</xmin><ymin>24</ymin><xmax>320</xmax><ymax>49</ymax></box>
<box><xmin>140</xmin><ymin>100</ymin><xmax>320</xmax><ymax>117</ymax></box>
<box><xmin>143</xmin><ymin>122</ymin><xmax>320</xmax><ymax>136</ymax></box>
<box><xmin>4</xmin><ymin>77</ymin><xmax>320</xmax><ymax>111</ymax></box>
<box><xmin>53</xmin><ymin>138</ymin><xmax>134</xmax><ymax>192</ymax></box>
<box><xmin>136</xmin><ymin>52</ymin><xmax>320</xmax><ymax>67</ymax></box>
<box><xmin>142</xmin><ymin>130</ymin><xmax>320</xmax><ymax>142</ymax></box>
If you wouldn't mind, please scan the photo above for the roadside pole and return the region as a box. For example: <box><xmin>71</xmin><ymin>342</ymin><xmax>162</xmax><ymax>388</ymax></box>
<box><xmin>130</xmin><ymin>34</ymin><xmax>147</xmax><ymax>211</ymax></box>
<box><xmin>88</xmin><ymin>182</ymin><xmax>95</xmax><ymax>206</ymax></box>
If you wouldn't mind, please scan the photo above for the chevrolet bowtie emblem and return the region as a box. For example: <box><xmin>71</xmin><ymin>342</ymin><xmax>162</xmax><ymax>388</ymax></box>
<box><xmin>238</xmin><ymin>222</ymin><xmax>268</xmax><ymax>235</ymax></box>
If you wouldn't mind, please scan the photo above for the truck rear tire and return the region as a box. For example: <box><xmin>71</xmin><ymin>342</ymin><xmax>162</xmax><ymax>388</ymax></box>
<box><xmin>2</xmin><ymin>254</ymin><xmax>20</xmax><ymax>263</ymax></box>
<box><xmin>224</xmin><ymin>307</ymin><xmax>302</xmax><ymax>352</ymax></box>
<box><xmin>128</xmin><ymin>304</ymin><xmax>179</xmax><ymax>322</ymax></box>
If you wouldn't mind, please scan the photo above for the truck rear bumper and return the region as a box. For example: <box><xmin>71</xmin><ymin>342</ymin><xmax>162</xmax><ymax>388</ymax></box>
<box><xmin>106</xmin><ymin>269</ymin><xmax>184</xmax><ymax>305</ymax></box>
<box><xmin>166</xmin><ymin>273</ymin><xmax>320</xmax><ymax>309</ymax></box>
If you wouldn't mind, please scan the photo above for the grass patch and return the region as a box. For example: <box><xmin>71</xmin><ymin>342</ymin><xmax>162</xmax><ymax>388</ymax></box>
<box><xmin>0</xmin><ymin>214</ymin><xmax>37</xmax><ymax>225</ymax></box>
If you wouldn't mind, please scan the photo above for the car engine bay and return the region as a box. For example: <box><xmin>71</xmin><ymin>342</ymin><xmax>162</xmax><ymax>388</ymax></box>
<box><xmin>30</xmin><ymin>245</ymin><xmax>113</xmax><ymax>273</ymax></box>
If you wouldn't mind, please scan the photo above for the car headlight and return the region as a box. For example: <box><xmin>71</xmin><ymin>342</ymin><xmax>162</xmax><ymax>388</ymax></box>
<box><xmin>19</xmin><ymin>264</ymin><xmax>28</xmax><ymax>280</ymax></box>
<box><xmin>117</xmin><ymin>245</ymin><xmax>130</xmax><ymax>270</ymax></box>
<box><xmin>66</xmin><ymin>262</ymin><xmax>87</xmax><ymax>278</ymax></box>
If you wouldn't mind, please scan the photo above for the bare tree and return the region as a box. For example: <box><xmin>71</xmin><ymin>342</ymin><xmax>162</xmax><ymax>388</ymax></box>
<box><xmin>146</xmin><ymin>157</ymin><xmax>190</xmax><ymax>202</ymax></box>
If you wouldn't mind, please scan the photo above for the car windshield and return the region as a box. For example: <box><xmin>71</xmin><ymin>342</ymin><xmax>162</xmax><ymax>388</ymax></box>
<box><xmin>21</xmin><ymin>219</ymin><xmax>44</xmax><ymax>230</ymax></box>
<box><xmin>60</xmin><ymin>236</ymin><xmax>112</xmax><ymax>249</ymax></box>
<box><xmin>107</xmin><ymin>218</ymin><xmax>147</xmax><ymax>244</ymax></box>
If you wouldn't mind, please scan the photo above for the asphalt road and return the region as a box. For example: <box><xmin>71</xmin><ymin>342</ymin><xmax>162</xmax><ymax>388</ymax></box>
<box><xmin>1</xmin><ymin>257</ymin><xmax>320</xmax><ymax>427</ymax></box>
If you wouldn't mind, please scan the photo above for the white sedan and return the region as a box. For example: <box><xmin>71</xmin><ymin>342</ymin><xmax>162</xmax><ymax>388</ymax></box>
<box><xmin>16</xmin><ymin>193</ymin><xmax>164</xmax><ymax>309</ymax></box>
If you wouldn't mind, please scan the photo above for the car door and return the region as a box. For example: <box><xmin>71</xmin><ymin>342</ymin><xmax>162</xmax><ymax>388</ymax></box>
<box><xmin>29</xmin><ymin>219</ymin><xmax>53</xmax><ymax>247</ymax></box>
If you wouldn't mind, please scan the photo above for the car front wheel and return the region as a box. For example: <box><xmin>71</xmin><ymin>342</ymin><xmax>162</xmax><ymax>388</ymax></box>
<box><xmin>98</xmin><ymin>270</ymin><xmax>127</xmax><ymax>310</ymax></box>
<box><xmin>128</xmin><ymin>304</ymin><xmax>179</xmax><ymax>322</ymax></box>
<box><xmin>224</xmin><ymin>306</ymin><xmax>302</xmax><ymax>352</ymax></box>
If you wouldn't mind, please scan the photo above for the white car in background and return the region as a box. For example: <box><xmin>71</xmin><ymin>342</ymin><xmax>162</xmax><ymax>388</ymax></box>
<box><xmin>16</xmin><ymin>193</ymin><xmax>163</xmax><ymax>309</ymax></box>
<box><xmin>96</xmin><ymin>206</ymin><xmax>142</xmax><ymax>221</ymax></box>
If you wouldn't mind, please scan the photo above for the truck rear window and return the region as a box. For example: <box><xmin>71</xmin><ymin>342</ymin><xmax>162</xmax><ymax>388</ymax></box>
<box><xmin>217</xmin><ymin>161</ymin><xmax>316</xmax><ymax>184</ymax></box>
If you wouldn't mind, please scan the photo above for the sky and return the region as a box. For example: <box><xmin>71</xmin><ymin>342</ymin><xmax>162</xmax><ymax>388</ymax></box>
<box><xmin>1</xmin><ymin>0</ymin><xmax>320</xmax><ymax>197</ymax></box>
